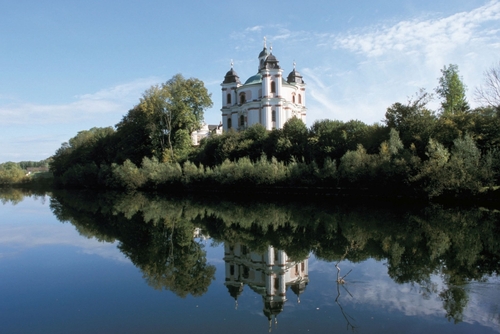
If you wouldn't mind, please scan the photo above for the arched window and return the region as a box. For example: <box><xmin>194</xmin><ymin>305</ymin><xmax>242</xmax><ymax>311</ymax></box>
<box><xmin>298</xmin><ymin>94</ymin><xmax>302</xmax><ymax>104</ymax></box>
<box><xmin>292</xmin><ymin>94</ymin><xmax>296</xmax><ymax>103</ymax></box>
<box><xmin>270</xmin><ymin>81</ymin><xmax>276</xmax><ymax>93</ymax></box>
<box><xmin>227</xmin><ymin>93</ymin><xmax>231</xmax><ymax>105</ymax></box>
<box><xmin>243</xmin><ymin>266</ymin><xmax>249</xmax><ymax>279</ymax></box>
<box><xmin>240</xmin><ymin>93</ymin><xmax>246</xmax><ymax>104</ymax></box>
<box><xmin>271</xmin><ymin>110</ymin><xmax>276</xmax><ymax>122</ymax></box>
<box><xmin>239</xmin><ymin>115</ymin><xmax>245</xmax><ymax>127</ymax></box>
<box><xmin>227</xmin><ymin>118</ymin><xmax>232</xmax><ymax>129</ymax></box>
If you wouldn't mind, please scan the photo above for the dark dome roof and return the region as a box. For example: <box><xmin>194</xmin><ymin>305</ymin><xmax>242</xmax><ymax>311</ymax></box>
<box><xmin>264</xmin><ymin>54</ymin><xmax>280</xmax><ymax>69</ymax></box>
<box><xmin>287</xmin><ymin>69</ymin><xmax>304</xmax><ymax>84</ymax></box>
<box><xmin>223</xmin><ymin>68</ymin><xmax>241</xmax><ymax>84</ymax></box>
<box><xmin>258</xmin><ymin>47</ymin><xmax>269</xmax><ymax>58</ymax></box>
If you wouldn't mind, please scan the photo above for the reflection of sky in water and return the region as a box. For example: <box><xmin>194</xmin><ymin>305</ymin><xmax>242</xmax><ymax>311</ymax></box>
<box><xmin>0</xmin><ymin>196</ymin><xmax>499</xmax><ymax>333</ymax></box>
<box><xmin>0</xmin><ymin>196</ymin><xmax>128</xmax><ymax>263</ymax></box>
<box><xmin>308</xmin><ymin>256</ymin><xmax>500</xmax><ymax>332</ymax></box>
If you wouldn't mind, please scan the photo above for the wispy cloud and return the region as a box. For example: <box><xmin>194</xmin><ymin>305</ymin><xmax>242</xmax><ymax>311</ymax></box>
<box><xmin>332</xmin><ymin>1</ymin><xmax>500</xmax><ymax>61</ymax></box>
<box><xmin>245</xmin><ymin>25</ymin><xmax>263</xmax><ymax>32</ymax></box>
<box><xmin>0</xmin><ymin>77</ymin><xmax>160</xmax><ymax>126</ymax></box>
<box><xmin>301</xmin><ymin>1</ymin><xmax>500</xmax><ymax>123</ymax></box>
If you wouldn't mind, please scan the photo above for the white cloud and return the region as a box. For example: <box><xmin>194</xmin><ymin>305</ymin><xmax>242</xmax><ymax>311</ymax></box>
<box><xmin>332</xmin><ymin>1</ymin><xmax>500</xmax><ymax>60</ymax></box>
<box><xmin>299</xmin><ymin>1</ymin><xmax>500</xmax><ymax>123</ymax></box>
<box><xmin>246</xmin><ymin>25</ymin><xmax>263</xmax><ymax>32</ymax></box>
<box><xmin>0</xmin><ymin>77</ymin><xmax>160</xmax><ymax>126</ymax></box>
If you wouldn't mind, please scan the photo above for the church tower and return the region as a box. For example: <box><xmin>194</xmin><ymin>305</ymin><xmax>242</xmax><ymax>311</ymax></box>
<box><xmin>221</xmin><ymin>38</ymin><xmax>307</xmax><ymax>132</ymax></box>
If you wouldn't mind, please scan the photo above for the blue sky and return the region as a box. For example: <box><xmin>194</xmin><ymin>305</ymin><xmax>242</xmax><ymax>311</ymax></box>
<box><xmin>1</xmin><ymin>0</ymin><xmax>499</xmax><ymax>162</ymax></box>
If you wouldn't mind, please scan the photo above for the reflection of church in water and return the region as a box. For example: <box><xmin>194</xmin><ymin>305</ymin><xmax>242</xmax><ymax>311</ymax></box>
<box><xmin>224</xmin><ymin>242</ymin><xmax>309</xmax><ymax>328</ymax></box>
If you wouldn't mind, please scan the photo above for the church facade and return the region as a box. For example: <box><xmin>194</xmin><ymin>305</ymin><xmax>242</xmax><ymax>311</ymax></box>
<box><xmin>221</xmin><ymin>41</ymin><xmax>307</xmax><ymax>132</ymax></box>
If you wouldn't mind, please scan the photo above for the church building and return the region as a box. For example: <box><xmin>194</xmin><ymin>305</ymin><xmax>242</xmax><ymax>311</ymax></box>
<box><xmin>221</xmin><ymin>39</ymin><xmax>307</xmax><ymax>132</ymax></box>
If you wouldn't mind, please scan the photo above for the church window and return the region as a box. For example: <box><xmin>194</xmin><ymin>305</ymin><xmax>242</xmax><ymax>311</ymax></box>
<box><xmin>271</xmin><ymin>110</ymin><xmax>276</xmax><ymax>122</ymax></box>
<box><xmin>240</xmin><ymin>93</ymin><xmax>246</xmax><ymax>104</ymax></box>
<box><xmin>270</xmin><ymin>81</ymin><xmax>276</xmax><ymax>93</ymax></box>
<box><xmin>243</xmin><ymin>266</ymin><xmax>249</xmax><ymax>279</ymax></box>
<box><xmin>230</xmin><ymin>265</ymin><xmax>235</xmax><ymax>276</ymax></box>
<box><xmin>227</xmin><ymin>118</ymin><xmax>232</xmax><ymax>129</ymax></box>
<box><xmin>239</xmin><ymin>115</ymin><xmax>245</xmax><ymax>127</ymax></box>
<box><xmin>274</xmin><ymin>277</ymin><xmax>279</xmax><ymax>290</ymax></box>
<box><xmin>227</xmin><ymin>94</ymin><xmax>231</xmax><ymax>105</ymax></box>
<box><xmin>292</xmin><ymin>94</ymin><xmax>296</xmax><ymax>103</ymax></box>
<box><xmin>298</xmin><ymin>94</ymin><xmax>302</xmax><ymax>104</ymax></box>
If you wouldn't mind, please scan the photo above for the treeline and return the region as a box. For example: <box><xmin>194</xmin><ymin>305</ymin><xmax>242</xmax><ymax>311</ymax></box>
<box><xmin>50</xmin><ymin>110</ymin><xmax>500</xmax><ymax>199</ymax></box>
<box><xmin>0</xmin><ymin>159</ymin><xmax>51</xmax><ymax>185</ymax></box>
<box><xmin>48</xmin><ymin>66</ymin><xmax>500</xmax><ymax>199</ymax></box>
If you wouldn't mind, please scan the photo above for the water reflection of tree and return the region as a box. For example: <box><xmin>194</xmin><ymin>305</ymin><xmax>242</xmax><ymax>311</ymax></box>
<box><xmin>0</xmin><ymin>187</ymin><xmax>47</xmax><ymax>205</ymax></box>
<box><xmin>45</xmin><ymin>190</ymin><xmax>500</xmax><ymax>322</ymax></box>
<box><xmin>49</xmin><ymin>190</ymin><xmax>215</xmax><ymax>298</ymax></box>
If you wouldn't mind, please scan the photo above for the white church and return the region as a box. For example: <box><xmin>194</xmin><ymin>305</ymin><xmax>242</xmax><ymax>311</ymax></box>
<box><xmin>221</xmin><ymin>39</ymin><xmax>307</xmax><ymax>132</ymax></box>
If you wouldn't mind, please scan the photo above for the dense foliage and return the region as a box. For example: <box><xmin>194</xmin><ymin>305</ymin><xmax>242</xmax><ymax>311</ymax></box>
<box><xmin>0</xmin><ymin>159</ymin><xmax>50</xmax><ymax>185</ymax></box>
<box><xmin>46</xmin><ymin>65</ymin><xmax>500</xmax><ymax>200</ymax></box>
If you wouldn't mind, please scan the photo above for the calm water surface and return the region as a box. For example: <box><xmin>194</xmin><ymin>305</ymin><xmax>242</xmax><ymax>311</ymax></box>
<box><xmin>0</xmin><ymin>191</ymin><xmax>499</xmax><ymax>333</ymax></box>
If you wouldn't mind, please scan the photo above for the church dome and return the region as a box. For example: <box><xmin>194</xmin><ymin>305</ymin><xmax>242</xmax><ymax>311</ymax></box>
<box><xmin>223</xmin><ymin>68</ymin><xmax>241</xmax><ymax>84</ymax></box>
<box><xmin>244</xmin><ymin>73</ymin><xmax>262</xmax><ymax>85</ymax></box>
<box><xmin>264</xmin><ymin>54</ymin><xmax>280</xmax><ymax>69</ymax></box>
<box><xmin>258</xmin><ymin>47</ymin><xmax>269</xmax><ymax>58</ymax></box>
<box><xmin>287</xmin><ymin>69</ymin><xmax>304</xmax><ymax>84</ymax></box>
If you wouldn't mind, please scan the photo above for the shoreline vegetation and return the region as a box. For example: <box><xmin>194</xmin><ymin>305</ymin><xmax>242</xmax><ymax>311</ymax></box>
<box><xmin>2</xmin><ymin>64</ymin><xmax>500</xmax><ymax>203</ymax></box>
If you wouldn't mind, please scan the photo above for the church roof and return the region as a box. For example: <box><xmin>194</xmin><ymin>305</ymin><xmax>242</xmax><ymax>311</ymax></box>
<box><xmin>264</xmin><ymin>54</ymin><xmax>280</xmax><ymax>69</ymax></box>
<box><xmin>287</xmin><ymin>69</ymin><xmax>304</xmax><ymax>84</ymax></box>
<box><xmin>258</xmin><ymin>47</ymin><xmax>269</xmax><ymax>58</ymax></box>
<box><xmin>244</xmin><ymin>73</ymin><xmax>262</xmax><ymax>85</ymax></box>
<box><xmin>223</xmin><ymin>68</ymin><xmax>241</xmax><ymax>84</ymax></box>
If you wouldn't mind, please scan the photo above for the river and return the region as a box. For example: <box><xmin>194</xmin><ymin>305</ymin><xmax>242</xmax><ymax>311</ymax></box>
<box><xmin>0</xmin><ymin>189</ymin><xmax>499</xmax><ymax>333</ymax></box>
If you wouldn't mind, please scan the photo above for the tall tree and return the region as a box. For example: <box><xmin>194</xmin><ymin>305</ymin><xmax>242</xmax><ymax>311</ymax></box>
<box><xmin>474</xmin><ymin>60</ymin><xmax>500</xmax><ymax>111</ymax></box>
<box><xmin>115</xmin><ymin>74</ymin><xmax>213</xmax><ymax>163</ymax></box>
<box><xmin>384</xmin><ymin>89</ymin><xmax>436</xmax><ymax>157</ymax></box>
<box><xmin>435</xmin><ymin>64</ymin><xmax>470</xmax><ymax>115</ymax></box>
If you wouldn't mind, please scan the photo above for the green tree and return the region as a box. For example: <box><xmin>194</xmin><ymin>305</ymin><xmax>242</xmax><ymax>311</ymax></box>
<box><xmin>435</xmin><ymin>64</ymin><xmax>470</xmax><ymax>115</ymax></box>
<box><xmin>278</xmin><ymin>117</ymin><xmax>309</xmax><ymax>162</ymax></box>
<box><xmin>0</xmin><ymin>162</ymin><xmax>26</xmax><ymax>184</ymax></box>
<box><xmin>309</xmin><ymin>119</ymin><xmax>370</xmax><ymax>165</ymax></box>
<box><xmin>115</xmin><ymin>74</ymin><xmax>212</xmax><ymax>163</ymax></box>
<box><xmin>384</xmin><ymin>89</ymin><xmax>436</xmax><ymax>157</ymax></box>
<box><xmin>446</xmin><ymin>134</ymin><xmax>482</xmax><ymax>194</ymax></box>
<box><xmin>50</xmin><ymin>127</ymin><xmax>115</xmax><ymax>178</ymax></box>
<box><xmin>413</xmin><ymin>139</ymin><xmax>450</xmax><ymax>198</ymax></box>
